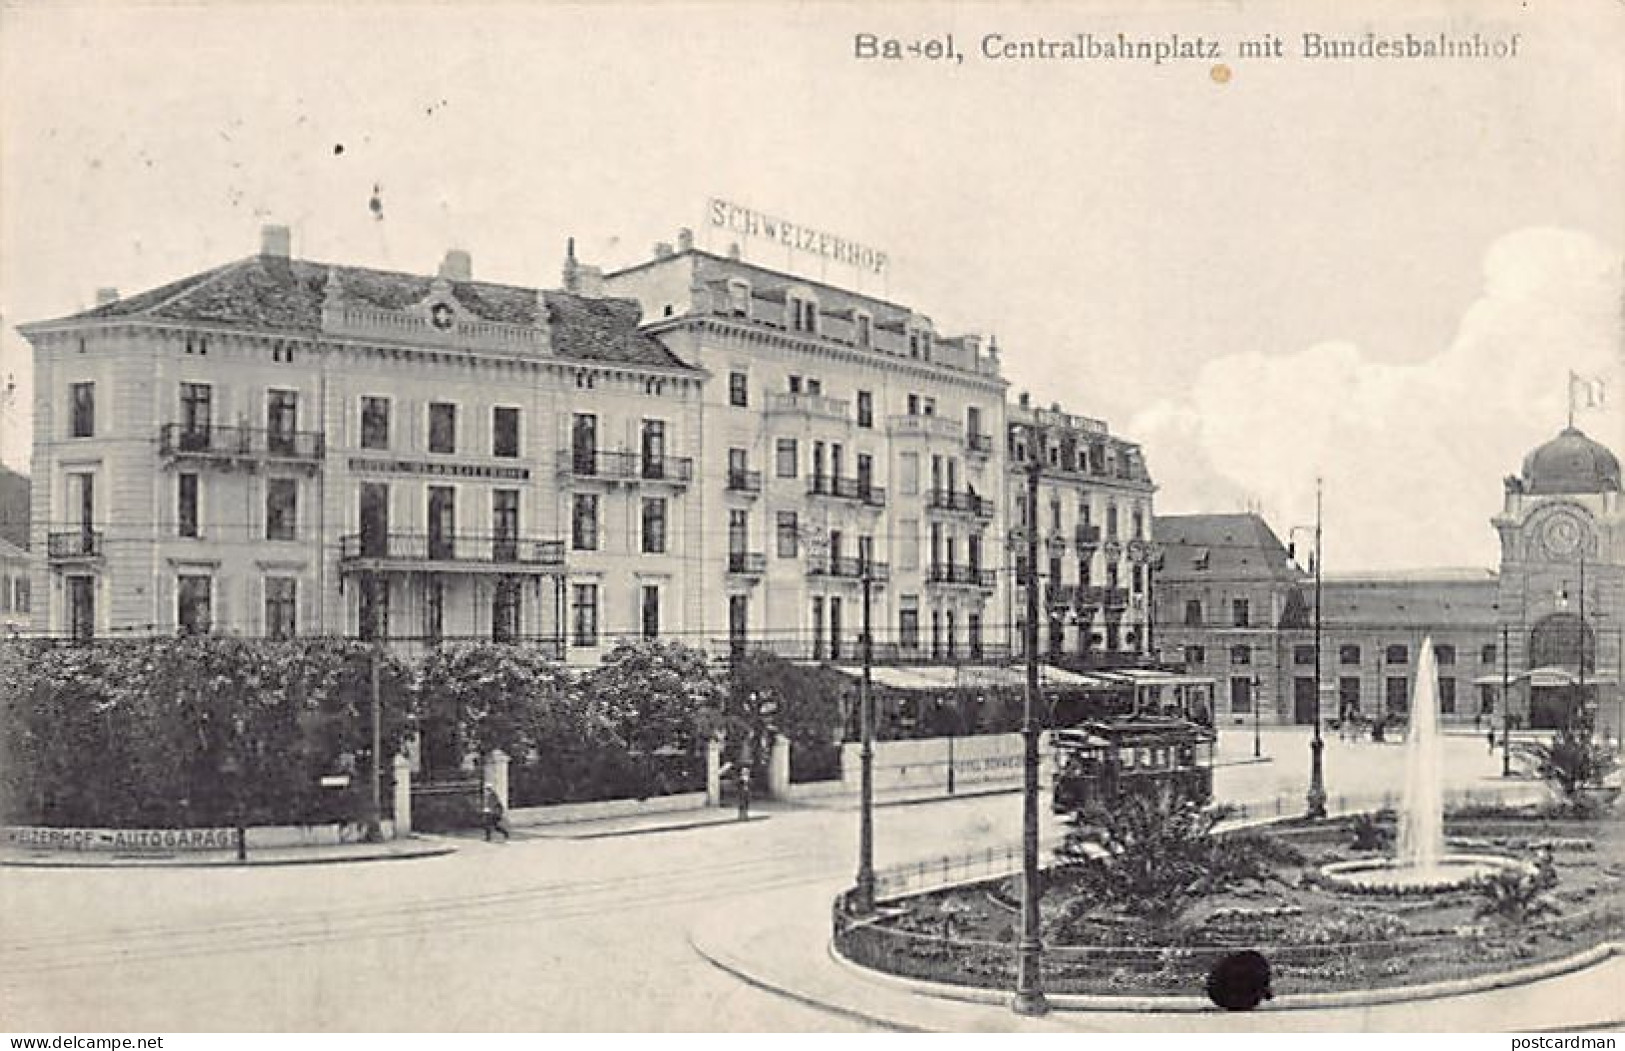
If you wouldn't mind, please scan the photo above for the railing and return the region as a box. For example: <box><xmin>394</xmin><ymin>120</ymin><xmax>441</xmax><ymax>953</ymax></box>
<box><xmin>47</xmin><ymin>530</ymin><xmax>103</xmax><ymax>559</ymax></box>
<box><xmin>925</xmin><ymin>488</ymin><xmax>995</xmax><ymax>518</ymax></box>
<box><xmin>558</xmin><ymin>449</ymin><xmax>693</xmax><ymax>484</ymax></box>
<box><xmin>725</xmin><ymin>469</ymin><xmax>762</xmax><ymax>493</ymax></box>
<box><xmin>966</xmin><ymin>432</ymin><xmax>993</xmax><ymax>456</ymax></box>
<box><xmin>808</xmin><ymin>556</ymin><xmax>890</xmax><ymax>582</ymax></box>
<box><xmin>887</xmin><ymin>414</ymin><xmax>964</xmax><ymax>442</ymax></box>
<box><xmin>727</xmin><ymin>551</ymin><xmax>766</xmax><ymax>575</ymax></box>
<box><xmin>160</xmin><ymin>424</ymin><xmax>325</xmax><ymax>461</ymax></box>
<box><xmin>339</xmin><ymin>532</ymin><xmax>565</xmax><ymax>568</ymax></box>
<box><xmin>765</xmin><ymin>392</ymin><xmax>850</xmax><ymax>421</ymax></box>
<box><xmin>807</xmin><ymin>476</ymin><xmax>887</xmax><ymax>506</ymax></box>
<box><xmin>927</xmin><ymin>564</ymin><xmax>996</xmax><ymax>589</ymax></box>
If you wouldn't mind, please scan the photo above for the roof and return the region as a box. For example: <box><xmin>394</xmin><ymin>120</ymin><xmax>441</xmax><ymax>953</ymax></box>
<box><xmin>35</xmin><ymin>254</ymin><xmax>693</xmax><ymax>372</ymax></box>
<box><xmin>1152</xmin><ymin>513</ymin><xmax>1305</xmax><ymax>584</ymax></box>
<box><xmin>1521</xmin><ymin>426</ymin><xmax>1622</xmax><ymax>495</ymax></box>
<box><xmin>1316</xmin><ymin>574</ymin><xmax>1500</xmax><ymax>629</ymax></box>
<box><xmin>0</xmin><ymin>535</ymin><xmax>29</xmax><ymax>562</ymax></box>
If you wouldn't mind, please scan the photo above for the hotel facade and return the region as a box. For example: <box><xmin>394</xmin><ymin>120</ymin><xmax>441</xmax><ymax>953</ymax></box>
<box><xmin>22</xmin><ymin>224</ymin><xmax>1158</xmax><ymax>667</ymax></box>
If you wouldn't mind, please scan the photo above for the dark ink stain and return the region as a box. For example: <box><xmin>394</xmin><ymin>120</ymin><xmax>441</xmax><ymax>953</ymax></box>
<box><xmin>369</xmin><ymin>183</ymin><xmax>384</xmax><ymax>221</ymax></box>
<box><xmin>333</xmin><ymin>143</ymin><xmax>345</xmax><ymax>156</ymax></box>
<box><xmin>1206</xmin><ymin>950</ymin><xmax>1273</xmax><ymax>1011</ymax></box>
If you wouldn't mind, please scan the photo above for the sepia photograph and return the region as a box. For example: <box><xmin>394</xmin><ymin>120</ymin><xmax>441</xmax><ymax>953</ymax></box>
<box><xmin>0</xmin><ymin>0</ymin><xmax>1622</xmax><ymax>1038</ymax></box>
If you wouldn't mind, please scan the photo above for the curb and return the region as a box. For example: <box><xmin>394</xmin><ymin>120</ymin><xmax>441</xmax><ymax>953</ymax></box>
<box><xmin>0</xmin><ymin>841</ymin><xmax>457</xmax><ymax>869</ymax></box>
<box><xmin>827</xmin><ymin>933</ymin><xmax>1625</xmax><ymax>1015</ymax></box>
<box><xmin>538</xmin><ymin>813</ymin><xmax>771</xmax><ymax>840</ymax></box>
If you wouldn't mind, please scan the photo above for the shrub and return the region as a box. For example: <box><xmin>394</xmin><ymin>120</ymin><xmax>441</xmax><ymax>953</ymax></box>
<box><xmin>1350</xmin><ymin>810</ymin><xmax>1394</xmax><ymax>851</ymax></box>
<box><xmin>1471</xmin><ymin>868</ymin><xmax>1559</xmax><ymax>924</ymax></box>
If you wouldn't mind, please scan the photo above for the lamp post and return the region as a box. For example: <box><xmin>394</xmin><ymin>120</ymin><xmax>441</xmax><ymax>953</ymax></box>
<box><xmin>1289</xmin><ymin>482</ymin><xmax>1328</xmax><ymax>819</ymax></box>
<box><xmin>364</xmin><ymin>644</ymin><xmax>384</xmax><ymax>843</ymax></box>
<box><xmin>1012</xmin><ymin>423</ymin><xmax>1048</xmax><ymax>1017</ymax></box>
<box><xmin>1501</xmin><ymin>622</ymin><xmax>1513</xmax><ymax>777</ymax></box>
<box><xmin>852</xmin><ymin>548</ymin><xmax>877</xmax><ymax>913</ymax></box>
<box><xmin>1252</xmin><ymin>674</ymin><xmax>1261</xmax><ymax>759</ymax></box>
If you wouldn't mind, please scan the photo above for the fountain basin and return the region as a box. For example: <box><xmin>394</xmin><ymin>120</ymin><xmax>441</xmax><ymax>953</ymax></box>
<box><xmin>1319</xmin><ymin>853</ymin><xmax>1536</xmax><ymax>894</ymax></box>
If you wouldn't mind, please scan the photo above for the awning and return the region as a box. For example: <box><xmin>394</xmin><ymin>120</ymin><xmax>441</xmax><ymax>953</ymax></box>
<box><xmin>830</xmin><ymin>664</ymin><xmax>1118</xmax><ymax>693</ymax></box>
<box><xmin>1471</xmin><ymin>667</ymin><xmax>1620</xmax><ymax>688</ymax></box>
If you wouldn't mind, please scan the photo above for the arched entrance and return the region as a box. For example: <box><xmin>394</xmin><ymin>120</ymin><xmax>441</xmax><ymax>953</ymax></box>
<box><xmin>1527</xmin><ymin>614</ymin><xmax>1597</xmax><ymax>730</ymax></box>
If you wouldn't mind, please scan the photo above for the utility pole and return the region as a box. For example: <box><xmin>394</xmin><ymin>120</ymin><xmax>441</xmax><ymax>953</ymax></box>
<box><xmin>1306</xmin><ymin>477</ymin><xmax>1328</xmax><ymax>820</ymax></box>
<box><xmin>1501</xmin><ymin>623</ymin><xmax>1512</xmax><ymax>777</ymax></box>
<box><xmin>853</xmin><ymin>554</ymin><xmax>876</xmax><ymax>912</ymax></box>
<box><xmin>366</xmin><ymin>644</ymin><xmax>384</xmax><ymax>843</ymax></box>
<box><xmin>1012</xmin><ymin>427</ymin><xmax>1048</xmax><ymax>1017</ymax></box>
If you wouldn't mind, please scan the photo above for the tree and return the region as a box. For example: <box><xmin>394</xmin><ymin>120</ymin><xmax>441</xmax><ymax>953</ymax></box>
<box><xmin>415</xmin><ymin>643</ymin><xmax>566</xmax><ymax>774</ymax></box>
<box><xmin>1528</xmin><ymin>727</ymin><xmax>1620</xmax><ymax>815</ymax></box>
<box><xmin>582</xmin><ymin>640</ymin><xmax>725</xmax><ymax>794</ymax></box>
<box><xmin>728</xmin><ymin>652</ymin><xmax>850</xmax><ymax>782</ymax></box>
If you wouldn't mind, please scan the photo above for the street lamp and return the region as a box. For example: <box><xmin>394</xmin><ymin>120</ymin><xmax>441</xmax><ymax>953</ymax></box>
<box><xmin>1012</xmin><ymin>421</ymin><xmax>1048</xmax><ymax>1017</ymax></box>
<box><xmin>1289</xmin><ymin>479</ymin><xmax>1328</xmax><ymax>820</ymax></box>
<box><xmin>1251</xmin><ymin>674</ymin><xmax>1262</xmax><ymax>759</ymax></box>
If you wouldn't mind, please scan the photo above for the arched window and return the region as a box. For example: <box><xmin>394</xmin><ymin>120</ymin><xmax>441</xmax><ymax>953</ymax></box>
<box><xmin>1529</xmin><ymin>613</ymin><xmax>1596</xmax><ymax>673</ymax></box>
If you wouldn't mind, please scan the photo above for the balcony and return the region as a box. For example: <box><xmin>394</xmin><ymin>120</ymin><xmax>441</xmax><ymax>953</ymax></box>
<box><xmin>887</xmin><ymin>414</ymin><xmax>964</xmax><ymax>442</ymax></box>
<box><xmin>807</xmin><ymin>555</ymin><xmax>889</xmax><ymax>582</ymax></box>
<box><xmin>558</xmin><ymin>449</ymin><xmax>693</xmax><ymax>486</ymax></box>
<box><xmin>967</xmin><ymin>432</ymin><xmax>994</xmax><ymax>457</ymax></box>
<box><xmin>807</xmin><ymin>476</ymin><xmax>886</xmax><ymax>507</ymax></box>
<box><xmin>1074</xmin><ymin>524</ymin><xmax>1102</xmax><ymax>549</ymax></box>
<box><xmin>927</xmin><ymin>563</ymin><xmax>996</xmax><ymax>590</ymax></box>
<box><xmin>726</xmin><ymin>551</ymin><xmax>766</xmax><ymax>576</ymax></box>
<box><xmin>725</xmin><ymin>469</ymin><xmax>762</xmax><ymax>495</ymax></box>
<box><xmin>925</xmin><ymin>488</ymin><xmax>995</xmax><ymax>518</ymax></box>
<box><xmin>160</xmin><ymin>424</ymin><xmax>325</xmax><ymax>468</ymax></box>
<box><xmin>339</xmin><ymin>532</ymin><xmax>565</xmax><ymax>574</ymax></box>
<box><xmin>47</xmin><ymin>530</ymin><xmax>103</xmax><ymax>562</ymax></box>
<box><xmin>765</xmin><ymin>392</ymin><xmax>850</xmax><ymax>423</ymax></box>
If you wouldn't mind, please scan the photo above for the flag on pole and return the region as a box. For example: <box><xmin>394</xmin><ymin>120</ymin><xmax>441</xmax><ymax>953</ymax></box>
<box><xmin>1568</xmin><ymin>371</ymin><xmax>1607</xmax><ymax>426</ymax></box>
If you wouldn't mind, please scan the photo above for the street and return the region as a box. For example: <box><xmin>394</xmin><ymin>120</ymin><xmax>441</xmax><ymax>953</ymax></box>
<box><xmin>0</xmin><ymin>728</ymin><xmax>1534</xmax><ymax>1031</ymax></box>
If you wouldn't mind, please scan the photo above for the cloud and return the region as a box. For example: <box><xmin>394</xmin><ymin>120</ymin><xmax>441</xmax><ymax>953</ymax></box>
<box><xmin>1132</xmin><ymin>227</ymin><xmax>1624</xmax><ymax>571</ymax></box>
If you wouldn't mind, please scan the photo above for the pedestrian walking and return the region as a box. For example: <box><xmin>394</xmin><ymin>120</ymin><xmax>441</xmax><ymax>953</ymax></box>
<box><xmin>1486</xmin><ymin>727</ymin><xmax>1496</xmax><ymax>753</ymax></box>
<box><xmin>481</xmin><ymin>783</ymin><xmax>510</xmax><ymax>842</ymax></box>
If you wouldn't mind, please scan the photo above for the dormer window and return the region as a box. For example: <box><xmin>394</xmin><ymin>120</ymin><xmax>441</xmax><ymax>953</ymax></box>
<box><xmin>788</xmin><ymin>292</ymin><xmax>819</xmax><ymax>334</ymax></box>
<box><xmin>855</xmin><ymin>312</ymin><xmax>872</xmax><ymax>349</ymax></box>
<box><xmin>727</xmin><ymin>279</ymin><xmax>751</xmax><ymax>318</ymax></box>
<box><xmin>908</xmin><ymin>331</ymin><xmax>920</xmax><ymax>358</ymax></box>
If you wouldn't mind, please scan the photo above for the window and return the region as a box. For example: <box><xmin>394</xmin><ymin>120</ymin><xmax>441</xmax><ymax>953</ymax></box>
<box><xmin>1187</xmin><ymin>645</ymin><xmax>1206</xmax><ymax>665</ymax></box>
<box><xmin>727</xmin><ymin>279</ymin><xmax>750</xmax><ymax>316</ymax></box>
<box><xmin>492</xmin><ymin>407</ymin><xmax>520</xmax><ymax>458</ymax></box>
<box><xmin>1386</xmin><ymin>676</ymin><xmax>1409</xmax><ymax>713</ymax></box>
<box><xmin>424</xmin><ymin>579</ymin><xmax>444</xmax><ymax>644</ymax></box>
<box><xmin>1435</xmin><ymin>644</ymin><xmax>1456</xmax><ymax>666</ymax></box>
<box><xmin>1106</xmin><ymin>504</ymin><xmax>1119</xmax><ymax>540</ymax></box>
<box><xmin>427</xmin><ymin>486</ymin><xmax>455</xmax><ymax>558</ymax></box>
<box><xmin>266</xmin><ymin>478</ymin><xmax>297</xmax><ymax>541</ymax></box>
<box><xmin>775</xmin><ymin>438</ymin><xmax>798</xmax><ymax>478</ymax></box>
<box><xmin>1386</xmin><ymin>644</ymin><xmax>1409</xmax><ymax>664</ymax></box>
<box><xmin>68</xmin><ymin>575</ymin><xmax>95</xmax><ymax>640</ymax></box>
<box><xmin>729</xmin><ymin>372</ymin><xmax>748</xmax><ymax>407</ymax></box>
<box><xmin>776</xmin><ymin>511</ymin><xmax>799</xmax><ymax>558</ymax></box>
<box><xmin>492</xmin><ymin>489</ymin><xmax>520</xmax><ymax>560</ymax></box>
<box><xmin>1232</xmin><ymin>598</ymin><xmax>1250</xmax><ymax>628</ymax></box>
<box><xmin>1132</xmin><ymin>509</ymin><xmax>1144</xmax><ymax>540</ymax></box>
<box><xmin>177</xmin><ymin>575</ymin><xmax>212</xmax><ymax>636</ymax></box>
<box><xmin>1132</xmin><ymin>565</ymin><xmax>1144</xmax><ymax>594</ymax></box>
<box><xmin>1481</xmin><ymin>643</ymin><xmax>1498</xmax><ymax>664</ymax></box>
<box><xmin>1184</xmin><ymin>599</ymin><xmax>1202</xmax><ymax>626</ymax></box>
<box><xmin>898</xmin><ymin>595</ymin><xmax>920</xmax><ymax>650</ymax></box>
<box><xmin>966</xmin><ymin>405</ymin><xmax>982</xmax><ymax>442</ymax></box>
<box><xmin>360</xmin><ymin>396</ymin><xmax>390</xmax><ymax>450</ymax></box>
<box><xmin>1230</xmin><ymin>677</ymin><xmax>1252</xmax><ymax>714</ymax></box>
<box><xmin>729</xmin><ymin>595</ymin><xmax>748</xmax><ymax>654</ymax></box>
<box><xmin>178</xmin><ymin>473</ymin><xmax>199</xmax><ymax>538</ymax></box>
<box><xmin>571</xmin><ymin>413</ymin><xmax>597</xmax><ymax>473</ymax></box>
<box><xmin>968</xmin><ymin>613</ymin><xmax>982</xmax><ymax>658</ymax></box>
<box><xmin>829</xmin><ymin>597</ymin><xmax>844</xmax><ymax>659</ymax></box>
<box><xmin>641</xmin><ymin>420</ymin><xmax>667</xmax><ymax>478</ymax></box>
<box><xmin>856</xmin><ymin>313</ymin><xmax>872</xmax><ymax>348</ymax></box>
<box><xmin>1231</xmin><ymin>644</ymin><xmax>1251</xmax><ymax>665</ymax></box>
<box><xmin>1340</xmin><ymin>643</ymin><xmax>1362</xmax><ymax>665</ymax></box>
<box><xmin>1479</xmin><ymin>684</ymin><xmax>1496</xmax><ymax>715</ymax></box>
<box><xmin>358</xmin><ymin>482</ymin><xmax>389</xmax><ymax>557</ymax></box>
<box><xmin>70</xmin><ymin>382</ymin><xmax>95</xmax><ymax>438</ymax></box>
<box><xmin>1294</xmin><ymin>644</ymin><xmax>1315</xmax><ymax>666</ymax></box>
<box><xmin>856</xmin><ymin>452</ymin><xmax>874</xmax><ymax>498</ymax></box>
<box><xmin>572</xmin><ymin>494</ymin><xmax>599</xmax><ymax>551</ymax></box>
<box><xmin>857</xmin><ymin>391</ymin><xmax>873</xmax><ymax>428</ymax></box>
<box><xmin>906</xmin><ymin>393</ymin><xmax>919</xmax><ymax>415</ymax></box>
<box><xmin>1439</xmin><ymin>677</ymin><xmax>1457</xmax><ymax>714</ymax></box>
<box><xmin>493</xmin><ymin>578</ymin><xmax>520</xmax><ymax>643</ymax></box>
<box><xmin>933</xmin><ymin>611</ymin><xmax>945</xmax><ymax>658</ymax></box>
<box><xmin>641</xmin><ymin>497</ymin><xmax>667</xmax><ymax>554</ymax></box>
<box><xmin>265</xmin><ymin>578</ymin><xmax>297</xmax><ymax>640</ymax></box>
<box><xmin>1338</xmin><ymin>676</ymin><xmax>1361</xmax><ymax>716</ymax></box>
<box><xmin>899</xmin><ymin>452</ymin><xmax>919</xmax><ymax>496</ymax></box>
<box><xmin>428</xmin><ymin>402</ymin><xmax>456</xmax><ymax>454</ymax></box>
<box><xmin>267</xmin><ymin>390</ymin><xmax>298</xmax><ymax>454</ymax></box>
<box><xmin>811</xmin><ymin>597</ymin><xmax>826</xmax><ymax>659</ymax></box>
<box><xmin>641</xmin><ymin>585</ymin><xmax>660</xmax><ymax>639</ymax></box>
<box><xmin>180</xmin><ymin>383</ymin><xmax>212</xmax><ymax>447</ymax></box>
<box><xmin>788</xmin><ymin>375</ymin><xmax>803</xmax><ymax>394</ymax></box>
<box><xmin>359</xmin><ymin>576</ymin><xmax>389</xmax><ymax>640</ymax></box>
<box><xmin>571</xmin><ymin>583</ymin><xmax>599</xmax><ymax>647</ymax></box>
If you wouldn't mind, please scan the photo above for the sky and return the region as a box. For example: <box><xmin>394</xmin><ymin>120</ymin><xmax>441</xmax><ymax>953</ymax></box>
<box><xmin>1</xmin><ymin>0</ymin><xmax>1621</xmax><ymax>570</ymax></box>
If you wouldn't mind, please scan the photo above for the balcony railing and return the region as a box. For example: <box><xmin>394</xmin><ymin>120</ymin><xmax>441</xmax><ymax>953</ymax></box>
<box><xmin>47</xmin><ymin>530</ymin><xmax>103</xmax><ymax>560</ymax></box>
<box><xmin>160</xmin><ymin>424</ymin><xmax>325</xmax><ymax>462</ymax></box>
<box><xmin>339</xmin><ymin>532</ymin><xmax>565</xmax><ymax>570</ymax></box>
<box><xmin>925</xmin><ymin>488</ymin><xmax>995</xmax><ymax>518</ymax></box>
<box><xmin>807</xmin><ymin>555</ymin><xmax>890</xmax><ymax>582</ymax></box>
<box><xmin>727</xmin><ymin>551</ymin><xmax>767</xmax><ymax>575</ymax></box>
<box><xmin>559</xmin><ymin>449</ymin><xmax>693</xmax><ymax>484</ymax></box>
<box><xmin>725</xmin><ymin>469</ymin><xmax>762</xmax><ymax>494</ymax></box>
<box><xmin>1074</xmin><ymin>524</ymin><xmax>1102</xmax><ymax>548</ymax></box>
<box><xmin>887</xmin><ymin>414</ymin><xmax>964</xmax><ymax>442</ymax></box>
<box><xmin>807</xmin><ymin>476</ymin><xmax>886</xmax><ymax>506</ymax></box>
<box><xmin>967</xmin><ymin>432</ymin><xmax>993</xmax><ymax>456</ymax></box>
<box><xmin>765</xmin><ymin>392</ymin><xmax>850</xmax><ymax>422</ymax></box>
<box><xmin>927</xmin><ymin>563</ymin><xmax>996</xmax><ymax>589</ymax></box>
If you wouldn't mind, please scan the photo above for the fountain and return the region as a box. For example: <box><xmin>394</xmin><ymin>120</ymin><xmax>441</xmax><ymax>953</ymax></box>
<box><xmin>1320</xmin><ymin>636</ymin><xmax>1533</xmax><ymax>893</ymax></box>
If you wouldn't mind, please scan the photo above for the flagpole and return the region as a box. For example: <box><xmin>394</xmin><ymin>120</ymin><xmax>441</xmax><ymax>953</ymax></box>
<box><xmin>1568</xmin><ymin>370</ymin><xmax>1576</xmax><ymax>429</ymax></box>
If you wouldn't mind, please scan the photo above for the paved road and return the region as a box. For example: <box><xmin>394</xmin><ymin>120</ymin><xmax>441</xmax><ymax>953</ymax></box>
<box><xmin>0</xmin><ymin>728</ymin><xmax>1537</xmax><ymax>1031</ymax></box>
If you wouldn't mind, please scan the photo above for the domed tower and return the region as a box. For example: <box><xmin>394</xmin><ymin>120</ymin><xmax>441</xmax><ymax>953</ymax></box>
<box><xmin>1492</xmin><ymin>425</ymin><xmax>1623</xmax><ymax>733</ymax></box>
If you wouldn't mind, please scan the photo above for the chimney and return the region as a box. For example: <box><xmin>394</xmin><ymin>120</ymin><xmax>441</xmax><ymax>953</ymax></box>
<box><xmin>676</xmin><ymin>227</ymin><xmax>694</xmax><ymax>252</ymax></box>
<box><xmin>727</xmin><ymin>242</ymin><xmax>741</xmax><ymax>261</ymax></box>
<box><xmin>260</xmin><ymin>224</ymin><xmax>291</xmax><ymax>259</ymax></box>
<box><xmin>653</xmin><ymin>241</ymin><xmax>673</xmax><ymax>259</ymax></box>
<box><xmin>95</xmin><ymin>288</ymin><xmax>119</xmax><ymax>306</ymax></box>
<box><xmin>576</xmin><ymin>265</ymin><xmax>605</xmax><ymax>299</ymax></box>
<box><xmin>439</xmin><ymin>249</ymin><xmax>472</xmax><ymax>282</ymax></box>
<box><xmin>562</xmin><ymin>237</ymin><xmax>580</xmax><ymax>292</ymax></box>
<box><xmin>1018</xmin><ymin>391</ymin><xmax>1030</xmax><ymax>409</ymax></box>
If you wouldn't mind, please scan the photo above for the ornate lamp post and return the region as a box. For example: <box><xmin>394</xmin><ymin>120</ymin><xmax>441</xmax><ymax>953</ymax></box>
<box><xmin>1012</xmin><ymin>422</ymin><xmax>1048</xmax><ymax>1016</ymax></box>
<box><xmin>1289</xmin><ymin>480</ymin><xmax>1329</xmax><ymax>819</ymax></box>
